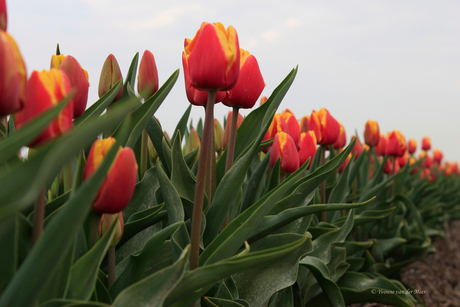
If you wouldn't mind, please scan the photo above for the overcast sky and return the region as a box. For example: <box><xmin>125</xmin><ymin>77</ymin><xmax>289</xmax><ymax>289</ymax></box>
<box><xmin>7</xmin><ymin>0</ymin><xmax>460</xmax><ymax>163</ymax></box>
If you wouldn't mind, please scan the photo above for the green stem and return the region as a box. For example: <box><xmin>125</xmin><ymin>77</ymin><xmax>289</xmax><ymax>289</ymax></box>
<box><xmin>32</xmin><ymin>189</ymin><xmax>45</xmax><ymax>245</ymax></box>
<box><xmin>320</xmin><ymin>145</ymin><xmax>327</xmax><ymax>222</ymax></box>
<box><xmin>388</xmin><ymin>156</ymin><xmax>396</xmax><ymax>229</ymax></box>
<box><xmin>140</xmin><ymin>129</ymin><xmax>148</xmax><ymax>179</ymax></box>
<box><xmin>85</xmin><ymin>210</ymin><xmax>102</xmax><ymax>249</ymax></box>
<box><xmin>107</xmin><ymin>246</ymin><xmax>116</xmax><ymax>288</ymax></box>
<box><xmin>190</xmin><ymin>91</ymin><xmax>216</xmax><ymax>271</ymax></box>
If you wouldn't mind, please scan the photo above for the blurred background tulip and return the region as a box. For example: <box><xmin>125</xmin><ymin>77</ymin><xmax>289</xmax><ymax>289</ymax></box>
<box><xmin>137</xmin><ymin>50</ymin><xmax>159</xmax><ymax>99</ymax></box>
<box><xmin>98</xmin><ymin>54</ymin><xmax>123</xmax><ymax>102</ymax></box>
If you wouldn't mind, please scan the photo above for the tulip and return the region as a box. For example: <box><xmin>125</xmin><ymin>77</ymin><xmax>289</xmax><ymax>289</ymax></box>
<box><xmin>433</xmin><ymin>149</ymin><xmax>443</xmax><ymax>166</ymax></box>
<box><xmin>183</xmin><ymin>22</ymin><xmax>239</xmax><ymax>91</ymax></box>
<box><xmin>50</xmin><ymin>54</ymin><xmax>65</xmax><ymax>69</ymax></box>
<box><xmin>351</xmin><ymin>136</ymin><xmax>364</xmax><ymax>159</ymax></box>
<box><xmin>222</xmin><ymin>48</ymin><xmax>265</xmax><ymax>109</ymax></box>
<box><xmin>137</xmin><ymin>50</ymin><xmax>159</xmax><ymax>99</ymax></box>
<box><xmin>98</xmin><ymin>54</ymin><xmax>123</xmax><ymax>102</ymax></box>
<box><xmin>363</xmin><ymin>120</ymin><xmax>380</xmax><ymax>147</ymax></box>
<box><xmin>375</xmin><ymin>133</ymin><xmax>387</xmax><ymax>156</ymax></box>
<box><xmin>338</xmin><ymin>153</ymin><xmax>352</xmax><ymax>174</ymax></box>
<box><xmin>0</xmin><ymin>31</ymin><xmax>27</xmax><ymax>116</ymax></box>
<box><xmin>298</xmin><ymin>131</ymin><xmax>317</xmax><ymax>169</ymax></box>
<box><xmin>383</xmin><ymin>158</ymin><xmax>399</xmax><ymax>175</ymax></box>
<box><xmin>223</xmin><ymin>111</ymin><xmax>243</xmax><ymax>149</ymax></box>
<box><xmin>419</xmin><ymin>151</ymin><xmax>433</xmax><ymax>169</ymax></box>
<box><xmin>333</xmin><ymin>122</ymin><xmax>346</xmax><ymax>149</ymax></box>
<box><xmin>15</xmin><ymin>69</ymin><xmax>73</xmax><ymax>147</ymax></box>
<box><xmin>214</xmin><ymin>118</ymin><xmax>224</xmax><ymax>152</ymax></box>
<box><xmin>408</xmin><ymin>139</ymin><xmax>417</xmax><ymax>155</ymax></box>
<box><xmin>281</xmin><ymin>110</ymin><xmax>300</xmax><ymax>147</ymax></box>
<box><xmin>300</xmin><ymin>115</ymin><xmax>310</xmax><ymax>134</ymax></box>
<box><xmin>421</xmin><ymin>136</ymin><xmax>431</xmax><ymax>151</ymax></box>
<box><xmin>259</xmin><ymin>96</ymin><xmax>268</xmax><ymax>106</ymax></box>
<box><xmin>262</xmin><ymin>113</ymin><xmax>289</xmax><ymax>153</ymax></box>
<box><xmin>185</xmin><ymin>128</ymin><xmax>201</xmax><ymax>157</ymax></box>
<box><xmin>269</xmin><ymin>132</ymin><xmax>299</xmax><ymax>174</ymax></box>
<box><xmin>57</xmin><ymin>55</ymin><xmax>90</xmax><ymax>118</ymax></box>
<box><xmin>99</xmin><ymin>212</ymin><xmax>124</xmax><ymax>246</ymax></box>
<box><xmin>83</xmin><ymin>137</ymin><xmax>138</xmax><ymax>214</ymax></box>
<box><xmin>397</xmin><ymin>151</ymin><xmax>409</xmax><ymax>168</ymax></box>
<box><xmin>310</xmin><ymin>108</ymin><xmax>340</xmax><ymax>146</ymax></box>
<box><xmin>0</xmin><ymin>0</ymin><xmax>6</xmax><ymax>31</ymax></box>
<box><xmin>385</xmin><ymin>130</ymin><xmax>407</xmax><ymax>157</ymax></box>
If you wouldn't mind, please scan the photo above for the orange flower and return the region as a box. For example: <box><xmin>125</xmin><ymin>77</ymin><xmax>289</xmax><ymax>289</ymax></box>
<box><xmin>262</xmin><ymin>113</ymin><xmax>289</xmax><ymax>153</ymax></box>
<box><xmin>338</xmin><ymin>153</ymin><xmax>352</xmax><ymax>174</ymax></box>
<box><xmin>375</xmin><ymin>133</ymin><xmax>387</xmax><ymax>156</ymax></box>
<box><xmin>408</xmin><ymin>138</ymin><xmax>417</xmax><ymax>154</ymax></box>
<box><xmin>309</xmin><ymin>108</ymin><xmax>340</xmax><ymax>145</ymax></box>
<box><xmin>363</xmin><ymin>120</ymin><xmax>380</xmax><ymax>147</ymax></box>
<box><xmin>421</xmin><ymin>136</ymin><xmax>431</xmax><ymax>151</ymax></box>
<box><xmin>385</xmin><ymin>130</ymin><xmax>407</xmax><ymax>157</ymax></box>
<box><xmin>433</xmin><ymin>149</ymin><xmax>443</xmax><ymax>166</ymax></box>
<box><xmin>351</xmin><ymin>135</ymin><xmax>364</xmax><ymax>159</ymax></box>
<box><xmin>269</xmin><ymin>132</ymin><xmax>299</xmax><ymax>174</ymax></box>
<box><xmin>259</xmin><ymin>96</ymin><xmax>268</xmax><ymax>106</ymax></box>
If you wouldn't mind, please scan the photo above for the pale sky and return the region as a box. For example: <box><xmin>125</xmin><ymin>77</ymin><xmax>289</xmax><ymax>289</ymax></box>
<box><xmin>7</xmin><ymin>0</ymin><xmax>460</xmax><ymax>163</ymax></box>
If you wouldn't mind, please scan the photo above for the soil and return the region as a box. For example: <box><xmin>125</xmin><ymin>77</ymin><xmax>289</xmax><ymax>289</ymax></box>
<box><xmin>349</xmin><ymin>220</ymin><xmax>460</xmax><ymax>307</ymax></box>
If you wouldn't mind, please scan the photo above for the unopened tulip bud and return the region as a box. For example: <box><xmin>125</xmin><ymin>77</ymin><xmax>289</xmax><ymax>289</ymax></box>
<box><xmin>223</xmin><ymin>111</ymin><xmax>243</xmax><ymax>149</ymax></box>
<box><xmin>310</xmin><ymin>108</ymin><xmax>340</xmax><ymax>146</ymax></box>
<box><xmin>147</xmin><ymin>137</ymin><xmax>158</xmax><ymax>162</ymax></box>
<box><xmin>300</xmin><ymin>115</ymin><xmax>310</xmax><ymax>134</ymax></box>
<box><xmin>183</xmin><ymin>22</ymin><xmax>240</xmax><ymax>91</ymax></box>
<box><xmin>299</xmin><ymin>131</ymin><xmax>317</xmax><ymax>169</ymax></box>
<box><xmin>333</xmin><ymin>122</ymin><xmax>346</xmax><ymax>149</ymax></box>
<box><xmin>214</xmin><ymin>119</ymin><xmax>224</xmax><ymax>152</ymax></box>
<box><xmin>386</xmin><ymin>130</ymin><xmax>407</xmax><ymax>157</ymax></box>
<box><xmin>421</xmin><ymin>136</ymin><xmax>431</xmax><ymax>151</ymax></box>
<box><xmin>408</xmin><ymin>139</ymin><xmax>417</xmax><ymax>155</ymax></box>
<box><xmin>364</xmin><ymin>120</ymin><xmax>380</xmax><ymax>147</ymax></box>
<box><xmin>0</xmin><ymin>0</ymin><xmax>6</xmax><ymax>31</ymax></box>
<box><xmin>99</xmin><ymin>212</ymin><xmax>124</xmax><ymax>246</ymax></box>
<box><xmin>98</xmin><ymin>54</ymin><xmax>123</xmax><ymax>102</ymax></box>
<box><xmin>281</xmin><ymin>110</ymin><xmax>300</xmax><ymax>148</ymax></box>
<box><xmin>15</xmin><ymin>69</ymin><xmax>73</xmax><ymax>147</ymax></box>
<box><xmin>433</xmin><ymin>149</ymin><xmax>443</xmax><ymax>165</ymax></box>
<box><xmin>269</xmin><ymin>132</ymin><xmax>299</xmax><ymax>174</ymax></box>
<box><xmin>137</xmin><ymin>50</ymin><xmax>159</xmax><ymax>99</ymax></box>
<box><xmin>222</xmin><ymin>48</ymin><xmax>265</xmax><ymax>109</ymax></box>
<box><xmin>186</xmin><ymin>128</ymin><xmax>201</xmax><ymax>156</ymax></box>
<box><xmin>83</xmin><ymin>137</ymin><xmax>138</xmax><ymax>213</ymax></box>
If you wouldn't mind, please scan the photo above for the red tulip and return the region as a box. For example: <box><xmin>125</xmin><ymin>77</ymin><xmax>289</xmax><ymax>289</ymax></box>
<box><xmin>333</xmin><ymin>122</ymin><xmax>346</xmax><ymax>149</ymax></box>
<box><xmin>269</xmin><ymin>132</ymin><xmax>299</xmax><ymax>174</ymax></box>
<box><xmin>100</xmin><ymin>212</ymin><xmax>124</xmax><ymax>246</ymax></box>
<box><xmin>0</xmin><ymin>31</ymin><xmax>26</xmax><ymax>116</ymax></box>
<box><xmin>98</xmin><ymin>54</ymin><xmax>123</xmax><ymax>102</ymax></box>
<box><xmin>338</xmin><ymin>153</ymin><xmax>352</xmax><ymax>174</ymax></box>
<box><xmin>421</xmin><ymin>136</ymin><xmax>431</xmax><ymax>151</ymax></box>
<box><xmin>262</xmin><ymin>113</ymin><xmax>289</xmax><ymax>153</ymax></box>
<box><xmin>15</xmin><ymin>69</ymin><xmax>73</xmax><ymax>147</ymax></box>
<box><xmin>0</xmin><ymin>0</ymin><xmax>6</xmax><ymax>31</ymax></box>
<box><xmin>299</xmin><ymin>131</ymin><xmax>317</xmax><ymax>169</ymax></box>
<box><xmin>300</xmin><ymin>115</ymin><xmax>310</xmax><ymax>134</ymax></box>
<box><xmin>363</xmin><ymin>120</ymin><xmax>380</xmax><ymax>147</ymax></box>
<box><xmin>375</xmin><ymin>133</ymin><xmax>387</xmax><ymax>156</ymax></box>
<box><xmin>385</xmin><ymin>130</ymin><xmax>407</xmax><ymax>157</ymax></box>
<box><xmin>223</xmin><ymin>111</ymin><xmax>243</xmax><ymax>149</ymax></box>
<box><xmin>222</xmin><ymin>48</ymin><xmax>265</xmax><ymax>109</ymax></box>
<box><xmin>310</xmin><ymin>108</ymin><xmax>340</xmax><ymax>146</ymax></box>
<box><xmin>433</xmin><ymin>149</ymin><xmax>443</xmax><ymax>165</ymax></box>
<box><xmin>397</xmin><ymin>151</ymin><xmax>409</xmax><ymax>168</ymax></box>
<box><xmin>183</xmin><ymin>22</ymin><xmax>239</xmax><ymax>91</ymax></box>
<box><xmin>408</xmin><ymin>139</ymin><xmax>417</xmax><ymax>155</ymax></box>
<box><xmin>281</xmin><ymin>110</ymin><xmax>300</xmax><ymax>148</ymax></box>
<box><xmin>384</xmin><ymin>158</ymin><xmax>399</xmax><ymax>175</ymax></box>
<box><xmin>137</xmin><ymin>50</ymin><xmax>159</xmax><ymax>99</ymax></box>
<box><xmin>84</xmin><ymin>137</ymin><xmax>138</xmax><ymax>214</ymax></box>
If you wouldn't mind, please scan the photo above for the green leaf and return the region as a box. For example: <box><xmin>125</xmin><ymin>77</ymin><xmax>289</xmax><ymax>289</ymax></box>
<box><xmin>170</xmin><ymin>131</ymin><xmax>197</xmax><ymax>203</ymax></box>
<box><xmin>204</xmin><ymin>297</ymin><xmax>246</xmax><ymax>307</ymax></box>
<box><xmin>112</xmin><ymin>245</ymin><xmax>189</xmax><ymax>307</ymax></box>
<box><xmin>240</xmin><ymin>152</ymin><xmax>270</xmax><ymax>213</ymax></box>
<box><xmin>170</xmin><ymin>105</ymin><xmax>192</xmax><ymax>146</ymax></box>
<box><xmin>333</xmin><ymin>207</ymin><xmax>395</xmax><ymax>228</ymax></box>
<box><xmin>327</xmin><ymin>155</ymin><xmax>352</xmax><ymax>204</ymax></box>
<box><xmin>145</xmin><ymin>117</ymin><xmax>171</xmax><ymax>176</ymax></box>
<box><xmin>121</xmin><ymin>52</ymin><xmax>139</xmax><ymax>100</ymax></box>
<box><xmin>39</xmin><ymin>299</ymin><xmax>112</xmax><ymax>307</ymax></box>
<box><xmin>155</xmin><ymin>164</ymin><xmax>184</xmax><ymax>224</ymax></box>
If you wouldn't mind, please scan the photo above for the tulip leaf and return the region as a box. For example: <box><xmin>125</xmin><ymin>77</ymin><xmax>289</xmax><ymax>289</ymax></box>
<box><xmin>155</xmin><ymin>163</ymin><xmax>184</xmax><ymax>224</ymax></box>
<box><xmin>204</xmin><ymin>297</ymin><xmax>246</xmax><ymax>307</ymax></box>
<box><xmin>0</xmin><ymin>215</ymin><xmax>18</xmax><ymax>294</ymax></box>
<box><xmin>39</xmin><ymin>299</ymin><xmax>112</xmax><ymax>307</ymax></box>
<box><xmin>145</xmin><ymin>117</ymin><xmax>171</xmax><ymax>176</ymax></box>
<box><xmin>327</xmin><ymin>155</ymin><xmax>352</xmax><ymax>204</ymax></box>
<box><xmin>334</xmin><ymin>207</ymin><xmax>395</xmax><ymax>229</ymax></box>
<box><xmin>66</xmin><ymin>219</ymin><xmax>117</xmax><ymax>300</ymax></box>
<box><xmin>73</xmin><ymin>80</ymin><xmax>123</xmax><ymax>128</ymax></box>
<box><xmin>240</xmin><ymin>151</ymin><xmax>270</xmax><ymax>213</ymax></box>
<box><xmin>0</xmin><ymin>98</ymin><xmax>138</xmax><ymax>220</ymax></box>
<box><xmin>0</xmin><ymin>95</ymin><xmax>71</xmax><ymax>166</ymax></box>
<box><xmin>0</xmin><ymin>129</ymin><xmax>128</xmax><ymax>307</ymax></box>
<box><xmin>122</xmin><ymin>52</ymin><xmax>139</xmax><ymax>100</ymax></box>
<box><xmin>164</xmin><ymin>235</ymin><xmax>309</xmax><ymax>307</ymax></box>
<box><xmin>170</xmin><ymin>105</ymin><xmax>192</xmax><ymax>146</ymax></box>
<box><xmin>112</xmin><ymin>244</ymin><xmax>189</xmax><ymax>307</ymax></box>
<box><xmin>171</xmin><ymin>131</ymin><xmax>197</xmax><ymax>203</ymax></box>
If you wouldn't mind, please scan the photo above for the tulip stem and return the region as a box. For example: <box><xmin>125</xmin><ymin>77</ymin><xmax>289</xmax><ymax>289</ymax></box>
<box><xmin>388</xmin><ymin>156</ymin><xmax>396</xmax><ymax>229</ymax></box>
<box><xmin>85</xmin><ymin>210</ymin><xmax>102</xmax><ymax>249</ymax></box>
<box><xmin>190</xmin><ymin>91</ymin><xmax>216</xmax><ymax>271</ymax></box>
<box><xmin>320</xmin><ymin>145</ymin><xmax>327</xmax><ymax>222</ymax></box>
<box><xmin>204</xmin><ymin>124</ymin><xmax>215</xmax><ymax>212</ymax></box>
<box><xmin>107</xmin><ymin>246</ymin><xmax>116</xmax><ymax>288</ymax></box>
<box><xmin>140</xmin><ymin>129</ymin><xmax>148</xmax><ymax>179</ymax></box>
<box><xmin>32</xmin><ymin>189</ymin><xmax>46</xmax><ymax>245</ymax></box>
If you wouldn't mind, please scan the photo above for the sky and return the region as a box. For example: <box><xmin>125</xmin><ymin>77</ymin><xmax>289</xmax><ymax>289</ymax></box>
<box><xmin>7</xmin><ymin>0</ymin><xmax>460</xmax><ymax>163</ymax></box>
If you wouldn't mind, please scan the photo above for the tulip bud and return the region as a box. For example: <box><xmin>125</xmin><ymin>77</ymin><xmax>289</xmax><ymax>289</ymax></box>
<box><xmin>183</xmin><ymin>22</ymin><xmax>240</xmax><ymax>91</ymax></box>
<box><xmin>223</xmin><ymin>111</ymin><xmax>243</xmax><ymax>149</ymax></box>
<box><xmin>58</xmin><ymin>55</ymin><xmax>90</xmax><ymax>118</ymax></box>
<box><xmin>259</xmin><ymin>96</ymin><xmax>268</xmax><ymax>106</ymax></box>
<box><xmin>421</xmin><ymin>136</ymin><xmax>431</xmax><ymax>151</ymax></box>
<box><xmin>333</xmin><ymin>122</ymin><xmax>346</xmax><ymax>149</ymax></box>
<box><xmin>222</xmin><ymin>48</ymin><xmax>265</xmax><ymax>109</ymax></box>
<box><xmin>269</xmin><ymin>132</ymin><xmax>299</xmax><ymax>174</ymax></box>
<box><xmin>0</xmin><ymin>0</ymin><xmax>6</xmax><ymax>31</ymax></box>
<box><xmin>408</xmin><ymin>139</ymin><xmax>417</xmax><ymax>155</ymax></box>
<box><xmin>147</xmin><ymin>136</ymin><xmax>158</xmax><ymax>162</ymax></box>
<box><xmin>0</xmin><ymin>31</ymin><xmax>27</xmax><ymax>116</ymax></box>
<box><xmin>310</xmin><ymin>108</ymin><xmax>340</xmax><ymax>146</ymax></box>
<box><xmin>281</xmin><ymin>110</ymin><xmax>300</xmax><ymax>148</ymax></box>
<box><xmin>214</xmin><ymin>119</ymin><xmax>224</xmax><ymax>152</ymax></box>
<box><xmin>433</xmin><ymin>149</ymin><xmax>443</xmax><ymax>165</ymax></box>
<box><xmin>15</xmin><ymin>69</ymin><xmax>73</xmax><ymax>147</ymax></box>
<box><xmin>262</xmin><ymin>113</ymin><xmax>289</xmax><ymax>153</ymax></box>
<box><xmin>363</xmin><ymin>120</ymin><xmax>380</xmax><ymax>147</ymax></box>
<box><xmin>83</xmin><ymin>137</ymin><xmax>138</xmax><ymax>213</ymax></box>
<box><xmin>338</xmin><ymin>153</ymin><xmax>352</xmax><ymax>174</ymax></box>
<box><xmin>99</xmin><ymin>212</ymin><xmax>124</xmax><ymax>246</ymax></box>
<box><xmin>299</xmin><ymin>131</ymin><xmax>317</xmax><ymax>169</ymax></box>
<box><xmin>300</xmin><ymin>115</ymin><xmax>310</xmax><ymax>134</ymax></box>
<box><xmin>186</xmin><ymin>128</ymin><xmax>201</xmax><ymax>157</ymax></box>
<box><xmin>137</xmin><ymin>50</ymin><xmax>159</xmax><ymax>99</ymax></box>
<box><xmin>375</xmin><ymin>133</ymin><xmax>387</xmax><ymax>156</ymax></box>
<box><xmin>385</xmin><ymin>130</ymin><xmax>407</xmax><ymax>157</ymax></box>
<box><xmin>98</xmin><ymin>54</ymin><xmax>123</xmax><ymax>102</ymax></box>
<box><xmin>351</xmin><ymin>136</ymin><xmax>364</xmax><ymax>159</ymax></box>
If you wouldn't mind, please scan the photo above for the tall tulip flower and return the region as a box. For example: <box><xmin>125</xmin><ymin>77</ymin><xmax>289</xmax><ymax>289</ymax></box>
<box><xmin>183</xmin><ymin>22</ymin><xmax>239</xmax><ymax>91</ymax></box>
<box><xmin>386</xmin><ymin>130</ymin><xmax>407</xmax><ymax>157</ymax></box>
<box><xmin>270</xmin><ymin>132</ymin><xmax>299</xmax><ymax>174</ymax></box>
<box><xmin>0</xmin><ymin>31</ymin><xmax>27</xmax><ymax>116</ymax></box>
<box><xmin>310</xmin><ymin>108</ymin><xmax>340</xmax><ymax>146</ymax></box>
<box><xmin>364</xmin><ymin>120</ymin><xmax>380</xmax><ymax>147</ymax></box>
<box><xmin>222</xmin><ymin>48</ymin><xmax>265</xmax><ymax>109</ymax></box>
<box><xmin>137</xmin><ymin>50</ymin><xmax>159</xmax><ymax>99</ymax></box>
<box><xmin>421</xmin><ymin>136</ymin><xmax>431</xmax><ymax>151</ymax></box>
<box><xmin>333</xmin><ymin>122</ymin><xmax>346</xmax><ymax>150</ymax></box>
<box><xmin>299</xmin><ymin>131</ymin><xmax>317</xmax><ymax>169</ymax></box>
<box><xmin>408</xmin><ymin>138</ymin><xmax>417</xmax><ymax>155</ymax></box>
<box><xmin>15</xmin><ymin>69</ymin><xmax>73</xmax><ymax>147</ymax></box>
<box><xmin>83</xmin><ymin>137</ymin><xmax>138</xmax><ymax>214</ymax></box>
<box><xmin>98</xmin><ymin>54</ymin><xmax>123</xmax><ymax>102</ymax></box>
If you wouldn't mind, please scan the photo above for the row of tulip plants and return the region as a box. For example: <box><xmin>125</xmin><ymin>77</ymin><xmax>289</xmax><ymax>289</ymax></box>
<box><xmin>1</xmin><ymin>4</ymin><xmax>460</xmax><ymax>306</ymax></box>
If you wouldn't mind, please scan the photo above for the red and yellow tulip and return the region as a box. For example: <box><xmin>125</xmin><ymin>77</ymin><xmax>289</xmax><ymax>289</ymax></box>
<box><xmin>421</xmin><ymin>136</ymin><xmax>431</xmax><ymax>151</ymax></box>
<box><xmin>281</xmin><ymin>110</ymin><xmax>300</xmax><ymax>148</ymax></box>
<box><xmin>385</xmin><ymin>130</ymin><xmax>407</xmax><ymax>157</ymax></box>
<box><xmin>333</xmin><ymin>122</ymin><xmax>346</xmax><ymax>150</ymax></box>
<box><xmin>98</xmin><ymin>54</ymin><xmax>123</xmax><ymax>102</ymax></box>
<box><xmin>408</xmin><ymin>138</ymin><xmax>417</xmax><ymax>155</ymax></box>
<box><xmin>309</xmin><ymin>108</ymin><xmax>340</xmax><ymax>146</ymax></box>
<box><xmin>269</xmin><ymin>131</ymin><xmax>299</xmax><ymax>174</ymax></box>
<box><xmin>137</xmin><ymin>50</ymin><xmax>159</xmax><ymax>99</ymax></box>
<box><xmin>298</xmin><ymin>131</ymin><xmax>317</xmax><ymax>169</ymax></box>
<box><xmin>363</xmin><ymin>120</ymin><xmax>380</xmax><ymax>147</ymax></box>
